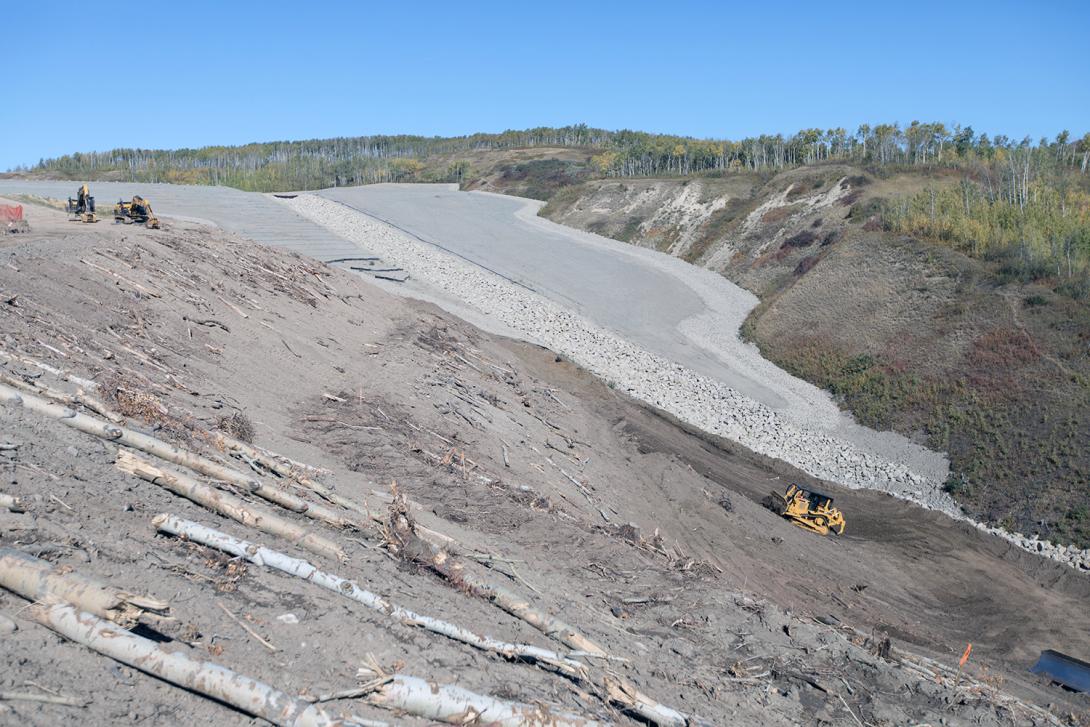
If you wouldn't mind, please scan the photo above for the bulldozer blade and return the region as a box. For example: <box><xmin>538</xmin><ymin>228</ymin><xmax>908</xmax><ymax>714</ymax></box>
<box><xmin>1030</xmin><ymin>649</ymin><xmax>1090</xmax><ymax>692</ymax></box>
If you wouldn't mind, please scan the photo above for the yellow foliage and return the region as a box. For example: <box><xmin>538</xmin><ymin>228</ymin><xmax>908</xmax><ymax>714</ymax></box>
<box><xmin>591</xmin><ymin>151</ymin><xmax>620</xmax><ymax>174</ymax></box>
<box><xmin>884</xmin><ymin>179</ymin><xmax>1090</xmax><ymax>275</ymax></box>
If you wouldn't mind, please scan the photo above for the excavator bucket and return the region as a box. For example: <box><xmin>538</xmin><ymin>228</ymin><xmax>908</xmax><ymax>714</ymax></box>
<box><xmin>1030</xmin><ymin>650</ymin><xmax>1090</xmax><ymax>692</ymax></box>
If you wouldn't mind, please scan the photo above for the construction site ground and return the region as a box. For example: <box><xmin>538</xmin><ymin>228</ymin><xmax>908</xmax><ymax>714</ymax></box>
<box><xmin>0</xmin><ymin>201</ymin><xmax>1087</xmax><ymax>725</ymax></box>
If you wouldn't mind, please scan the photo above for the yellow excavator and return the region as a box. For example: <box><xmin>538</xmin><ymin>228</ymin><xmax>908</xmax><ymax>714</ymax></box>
<box><xmin>66</xmin><ymin>184</ymin><xmax>98</xmax><ymax>223</ymax></box>
<box><xmin>114</xmin><ymin>195</ymin><xmax>160</xmax><ymax>229</ymax></box>
<box><xmin>765</xmin><ymin>484</ymin><xmax>846</xmax><ymax>536</ymax></box>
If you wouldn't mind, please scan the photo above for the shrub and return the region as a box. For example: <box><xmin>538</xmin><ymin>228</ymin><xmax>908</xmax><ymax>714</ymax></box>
<box><xmin>794</xmin><ymin>255</ymin><xmax>820</xmax><ymax>275</ymax></box>
<box><xmin>841</xmin><ymin>175</ymin><xmax>870</xmax><ymax>189</ymax></box>
<box><xmin>840</xmin><ymin>189</ymin><xmax>864</xmax><ymax>206</ymax></box>
<box><xmin>781</xmin><ymin>230</ymin><xmax>816</xmax><ymax>248</ymax></box>
<box><xmin>1055</xmin><ymin>275</ymin><xmax>1090</xmax><ymax>300</ymax></box>
<box><xmin>217</xmin><ymin>411</ymin><xmax>255</xmax><ymax>443</ymax></box>
<box><xmin>848</xmin><ymin>196</ymin><xmax>885</xmax><ymax>219</ymax></box>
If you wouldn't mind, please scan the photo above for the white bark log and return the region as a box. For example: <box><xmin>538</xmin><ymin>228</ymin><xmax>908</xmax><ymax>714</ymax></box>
<box><xmin>463</xmin><ymin>575</ymin><xmax>606</xmax><ymax>656</ymax></box>
<box><xmin>153</xmin><ymin>514</ymin><xmax>586</xmax><ymax>678</ymax></box>
<box><xmin>27</xmin><ymin>602</ymin><xmax>340</xmax><ymax>727</ymax></box>
<box><xmin>0</xmin><ymin>384</ymin><xmax>355</xmax><ymax>532</ymax></box>
<box><xmin>118</xmin><ymin>451</ymin><xmax>346</xmax><ymax>562</ymax></box>
<box><xmin>382</xmin><ymin>500</ymin><xmax>689</xmax><ymax>726</ymax></box>
<box><xmin>213</xmin><ymin>432</ymin><xmax>330</xmax><ymax>479</ymax></box>
<box><xmin>0</xmin><ymin>350</ymin><xmax>98</xmax><ymax>390</ymax></box>
<box><xmin>372</xmin><ymin>674</ymin><xmax>602</xmax><ymax>726</ymax></box>
<box><xmin>0</xmin><ymin>371</ymin><xmax>122</xmax><ymax>423</ymax></box>
<box><xmin>0</xmin><ymin>547</ymin><xmax>169</xmax><ymax>628</ymax></box>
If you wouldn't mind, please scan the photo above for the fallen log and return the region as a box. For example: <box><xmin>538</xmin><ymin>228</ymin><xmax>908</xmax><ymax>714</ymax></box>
<box><xmin>81</xmin><ymin>258</ymin><xmax>162</xmax><ymax>298</ymax></box>
<box><xmin>370</xmin><ymin>674</ymin><xmax>602</xmax><ymax>727</ymax></box>
<box><xmin>0</xmin><ymin>691</ymin><xmax>85</xmax><ymax>708</ymax></box>
<box><xmin>382</xmin><ymin>494</ymin><xmax>691</xmax><ymax>726</ymax></box>
<box><xmin>118</xmin><ymin>451</ymin><xmax>346</xmax><ymax>562</ymax></box>
<box><xmin>465</xmin><ymin>576</ymin><xmax>605</xmax><ymax>656</ymax></box>
<box><xmin>0</xmin><ymin>379</ymin><xmax>457</xmax><ymax>562</ymax></box>
<box><xmin>0</xmin><ymin>368</ymin><xmax>436</xmax><ymax>535</ymax></box>
<box><xmin>26</xmin><ymin>601</ymin><xmax>340</xmax><ymax>727</ymax></box>
<box><xmin>0</xmin><ymin>384</ymin><xmax>355</xmax><ymax>531</ymax></box>
<box><xmin>0</xmin><ymin>371</ymin><xmax>122</xmax><ymax>423</ymax></box>
<box><xmin>154</xmin><ymin>514</ymin><xmax>586</xmax><ymax>679</ymax></box>
<box><xmin>213</xmin><ymin>431</ymin><xmax>331</xmax><ymax>479</ymax></box>
<box><xmin>0</xmin><ymin>547</ymin><xmax>170</xmax><ymax>628</ymax></box>
<box><xmin>384</xmin><ymin>490</ymin><xmax>605</xmax><ymax>655</ymax></box>
<box><xmin>0</xmin><ymin>350</ymin><xmax>98</xmax><ymax>390</ymax></box>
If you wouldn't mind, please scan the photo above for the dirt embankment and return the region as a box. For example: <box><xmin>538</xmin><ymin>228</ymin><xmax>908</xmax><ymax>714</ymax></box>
<box><xmin>539</xmin><ymin>168</ymin><xmax>1090</xmax><ymax>553</ymax></box>
<box><xmin>0</xmin><ymin>200</ymin><xmax>1086</xmax><ymax>725</ymax></box>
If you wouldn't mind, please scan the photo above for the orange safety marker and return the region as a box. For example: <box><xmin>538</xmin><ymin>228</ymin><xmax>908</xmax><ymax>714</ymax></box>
<box><xmin>955</xmin><ymin>643</ymin><xmax>973</xmax><ymax>686</ymax></box>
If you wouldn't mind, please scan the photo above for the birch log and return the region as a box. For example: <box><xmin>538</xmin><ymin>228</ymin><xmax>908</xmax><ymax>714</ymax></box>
<box><xmin>153</xmin><ymin>514</ymin><xmax>586</xmax><ymax>678</ymax></box>
<box><xmin>0</xmin><ymin>371</ymin><xmax>122</xmax><ymax>423</ymax></box>
<box><xmin>384</xmin><ymin>494</ymin><xmax>605</xmax><ymax>655</ymax></box>
<box><xmin>370</xmin><ymin>675</ymin><xmax>602</xmax><ymax>727</ymax></box>
<box><xmin>26</xmin><ymin>602</ymin><xmax>341</xmax><ymax>727</ymax></box>
<box><xmin>213</xmin><ymin>432</ymin><xmax>330</xmax><ymax>479</ymax></box>
<box><xmin>0</xmin><ymin>548</ymin><xmax>170</xmax><ymax>627</ymax></box>
<box><xmin>118</xmin><ymin>451</ymin><xmax>346</xmax><ymax>562</ymax></box>
<box><xmin>383</xmin><ymin>496</ymin><xmax>690</xmax><ymax>727</ymax></box>
<box><xmin>464</xmin><ymin>576</ymin><xmax>604</xmax><ymax>655</ymax></box>
<box><xmin>0</xmin><ymin>350</ymin><xmax>98</xmax><ymax>390</ymax></box>
<box><xmin>0</xmin><ymin>384</ymin><xmax>355</xmax><ymax>531</ymax></box>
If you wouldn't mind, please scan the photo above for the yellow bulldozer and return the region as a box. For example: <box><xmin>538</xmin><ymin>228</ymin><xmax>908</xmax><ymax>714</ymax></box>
<box><xmin>66</xmin><ymin>184</ymin><xmax>98</xmax><ymax>223</ymax></box>
<box><xmin>114</xmin><ymin>195</ymin><xmax>160</xmax><ymax>229</ymax></box>
<box><xmin>765</xmin><ymin>484</ymin><xmax>846</xmax><ymax>536</ymax></box>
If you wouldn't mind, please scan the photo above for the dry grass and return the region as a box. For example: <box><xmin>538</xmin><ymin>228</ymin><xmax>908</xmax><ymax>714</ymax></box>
<box><xmin>216</xmin><ymin>411</ymin><xmax>255</xmax><ymax>444</ymax></box>
<box><xmin>99</xmin><ymin>371</ymin><xmax>169</xmax><ymax>421</ymax></box>
<box><xmin>760</xmin><ymin>205</ymin><xmax>794</xmax><ymax>224</ymax></box>
<box><xmin>98</xmin><ymin>370</ymin><xmax>207</xmax><ymax>442</ymax></box>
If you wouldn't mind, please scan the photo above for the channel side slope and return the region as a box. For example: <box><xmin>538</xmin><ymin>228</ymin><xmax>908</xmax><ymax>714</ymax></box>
<box><xmin>315</xmin><ymin>183</ymin><xmax>947</xmax><ymax>484</ymax></box>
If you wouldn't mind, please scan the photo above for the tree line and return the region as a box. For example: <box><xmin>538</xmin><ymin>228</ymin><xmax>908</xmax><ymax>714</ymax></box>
<box><xmin>24</xmin><ymin>123</ymin><xmax>1090</xmax><ymax>192</ymax></box>
<box><xmin>591</xmin><ymin>124</ymin><xmax>1090</xmax><ymax>176</ymax></box>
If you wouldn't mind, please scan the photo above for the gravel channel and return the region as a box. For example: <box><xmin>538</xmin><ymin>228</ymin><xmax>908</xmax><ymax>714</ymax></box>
<box><xmin>281</xmin><ymin>193</ymin><xmax>1090</xmax><ymax>572</ymax></box>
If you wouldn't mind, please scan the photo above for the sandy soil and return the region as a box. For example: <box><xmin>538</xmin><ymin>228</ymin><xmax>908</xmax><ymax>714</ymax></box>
<box><xmin>0</xmin><ymin>201</ymin><xmax>1086</xmax><ymax>725</ymax></box>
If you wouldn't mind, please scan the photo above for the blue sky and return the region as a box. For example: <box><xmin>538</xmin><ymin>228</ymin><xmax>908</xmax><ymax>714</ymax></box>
<box><xmin>3</xmin><ymin>0</ymin><xmax>1088</xmax><ymax>170</ymax></box>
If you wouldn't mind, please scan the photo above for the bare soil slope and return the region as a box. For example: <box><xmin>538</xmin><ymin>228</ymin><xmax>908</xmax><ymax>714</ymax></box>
<box><xmin>0</xmin><ymin>202</ymin><xmax>1085</xmax><ymax>725</ymax></box>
